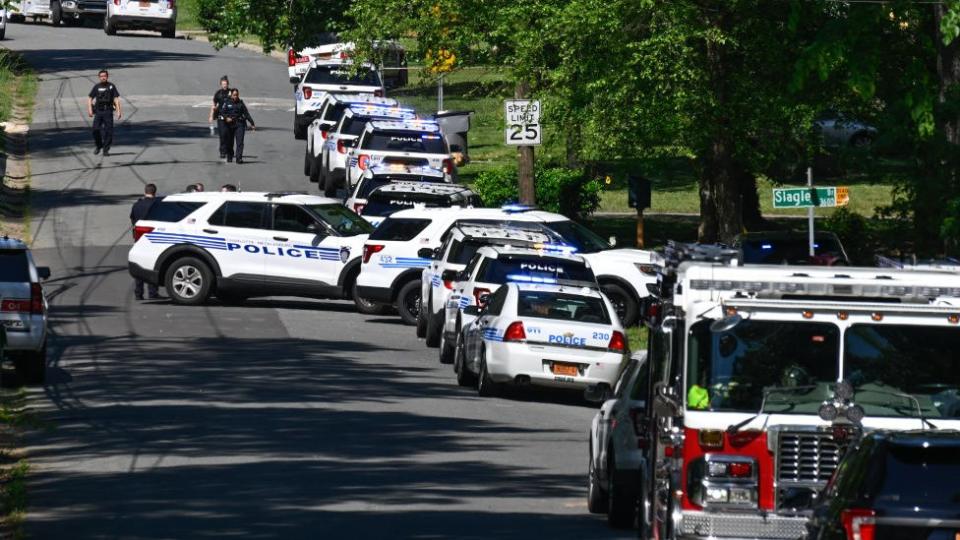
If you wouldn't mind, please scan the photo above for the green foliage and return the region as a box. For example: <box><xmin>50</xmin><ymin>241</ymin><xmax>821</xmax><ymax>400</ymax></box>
<box><xmin>822</xmin><ymin>207</ymin><xmax>873</xmax><ymax>265</ymax></box>
<box><xmin>473</xmin><ymin>166</ymin><xmax>603</xmax><ymax>218</ymax></box>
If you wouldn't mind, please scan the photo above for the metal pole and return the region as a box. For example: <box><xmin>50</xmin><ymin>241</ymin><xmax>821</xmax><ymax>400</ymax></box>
<box><xmin>438</xmin><ymin>73</ymin><xmax>444</xmax><ymax>112</ymax></box>
<box><xmin>807</xmin><ymin>166</ymin><xmax>815</xmax><ymax>257</ymax></box>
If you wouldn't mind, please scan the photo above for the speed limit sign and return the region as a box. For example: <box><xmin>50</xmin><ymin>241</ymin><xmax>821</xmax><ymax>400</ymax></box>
<box><xmin>505</xmin><ymin>100</ymin><xmax>541</xmax><ymax>146</ymax></box>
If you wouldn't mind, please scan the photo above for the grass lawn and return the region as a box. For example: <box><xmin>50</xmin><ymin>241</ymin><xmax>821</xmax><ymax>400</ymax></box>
<box><xmin>174</xmin><ymin>0</ymin><xmax>202</xmax><ymax>31</ymax></box>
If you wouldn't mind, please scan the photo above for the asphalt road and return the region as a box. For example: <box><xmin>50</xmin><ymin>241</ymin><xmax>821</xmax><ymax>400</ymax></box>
<box><xmin>1</xmin><ymin>22</ymin><xmax>633</xmax><ymax>539</ymax></box>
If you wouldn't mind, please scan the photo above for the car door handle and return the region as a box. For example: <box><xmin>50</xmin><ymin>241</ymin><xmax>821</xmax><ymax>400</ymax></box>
<box><xmin>203</xmin><ymin>228</ymin><xmax>218</xmax><ymax>234</ymax></box>
<box><xmin>273</xmin><ymin>236</ymin><xmax>288</xmax><ymax>242</ymax></box>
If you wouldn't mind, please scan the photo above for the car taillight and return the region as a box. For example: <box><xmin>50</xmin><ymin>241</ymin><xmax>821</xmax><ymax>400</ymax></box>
<box><xmin>358</xmin><ymin>154</ymin><xmax>371</xmax><ymax>170</ymax></box>
<box><xmin>337</xmin><ymin>139</ymin><xmax>347</xmax><ymax>154</ymax></box>
<box><xmin>608</xmin><ymin>330</ymin><xmax>626</xmax><ymax>352</ymax></box>
<box><xmin>167</xmin><ymin>0</ymin><xmax>174</xmax><ymax>8</ymax></box>
<box><xmin>442</xmin><ymin>158</ymin><xmax>454</xmax><ymax>174</ymax></box>
<box><xmin>30</xmin><ymin>283</ymin><xmax>44</xmax><ymax>314</ymax></box>
<box><xmin>339</xmin><ymin>51</ymin><xmax>349</xmax><ymax>60</ymax></box>
<box><xmin>503</xmin><ymin>321</ymin><xmax>526</xmax><ymax>342</ymax></box>
<box><xmin>374</xmin><ymin>89</ymin><xmax>384</xmax><ymax>97</ymax></box>
<box><xmin>320</xmin><ymin>130</ymin><xmax>328</xmax><ymax>140</ymax></box>
<box><xmin>362</xmin><ymin>244</ymin><xmax>384</xmax><ymax>264</ymax></box>
<box><xmin>473</xmin><ymin>287</ymin><xmax>491</xmax><ymax>307</ymax></box>
<box><xmin>287</xmin><ymin>48</ymin><xmax>297</xmax><ymax>67</ymax></box>
<box><xmin>353</xmin><ymin>203</ymin><xmax>366</xmax><ymax>214</ymax></box>
<box><xmin>443</xmin><ymin>279</ymin><xmax>454</xmax><ymax>289</ymax></box>
<box><xmin>842</xmin><ymin>509</ymin><xmax>876</xmax><ymax>540</ymax></box>
<box><xmin>133</xmin><ymin>225</ymin><xmax>154</xmax><ymax>241</ymax></box>
<box><xmin>113</xmin><ymin>0</ymin><xmax>119</xmax><ymax>5</ymax></box>
<box><xmin>303</xmin><ymin>86</ymin><xmax>312</xmax><ymax>100</ymax></box>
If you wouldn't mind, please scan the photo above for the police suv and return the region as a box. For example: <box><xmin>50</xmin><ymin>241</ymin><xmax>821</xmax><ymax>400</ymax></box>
<box><xmin>305</xmin><ymin>95</ymin><xmax>398</xmax><ymax>180</ymax></box>
<box><xmin>128</xmin><ymin>192</ymin><xmax>375</xmax><ymax>306</ymax></box>
<box><xmin>418</xmin><ymin>222</ymin><xmax>559</xmax><ymax>345</ymax></box>
<box><xmin>345</xmin><ymin>165</ymin><xmax>446</xmax><ymax>215</ymax></box>
<box><xmin>358</xmin><ymin>182</ymin><xmax>481</xmax><ymax>228</ymax></box>
<box><xmin>315</xmin><ymin>104</ymin><xmax>416</xmax><ymax>197</ymax></box>
<box><xmin>0</xmin><ymin>236</ymin><xmax>51</xmax><ymax>384</ymax></box>
<box><xmin>345</xmin><ymin>119</ymin><xmax>455</xmax><ymax>188</ymax></box>
<box><xmin>454</xmin><ymin>281</ymin><xmax>627</xmax><ymax>396</ymax></box>
<box><xmin>293</xmin><ymin>60</ymin><xmax>384</xmax><ymax>140</ymax></box>
<box><xmin>440</xmin><ymin>244</ymin><xmax>598</xmax><ymax>364</ymax></box>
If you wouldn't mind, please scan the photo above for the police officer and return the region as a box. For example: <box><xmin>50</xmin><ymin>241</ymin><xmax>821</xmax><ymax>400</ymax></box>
<box><xmin>208</xmin><ymin>75</ymin><xmax>231</xmax><ymax>159</ymax></box>
<box><xmin>219</xmin><ymin>88</ymin><xmax>256</xmax><ymax>164</ymax></box>
<box><xmin>87</xmin><ymin>69</ymin><xmax>121</xmax><ymax>156</ymax></box>
<box><xmin>130</xmin><ymin>183</ymin><xmax>160</xmax><ymax>300</ymax></box>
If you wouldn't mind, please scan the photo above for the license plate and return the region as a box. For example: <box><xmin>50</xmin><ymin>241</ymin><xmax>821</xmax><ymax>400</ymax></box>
<box><xmin>551</xmin><ymin>362</ymin><xmax>579</xmax><ymax>376</ymax></box>
<box><xmin>139</xmin><ymin>1</ymin><xmax>150</xmax><ymax>6</ymax></box>
<box><xmin>1</xmin><ymin>320</ymin><xmax>25</xmax><ymax>329</ymax></box>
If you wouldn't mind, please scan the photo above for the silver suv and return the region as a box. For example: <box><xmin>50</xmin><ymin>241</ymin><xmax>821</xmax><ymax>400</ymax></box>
<box><xmin>0</xmin><ymin>237</ymin><xmax>50</xmax><ymax>384</ymax></box>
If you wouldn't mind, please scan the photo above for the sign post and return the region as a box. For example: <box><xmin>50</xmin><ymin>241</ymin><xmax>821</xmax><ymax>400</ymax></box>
<box><xmin>772</xmin><ymin>176</ymin><xmax>850</xmax><ymax>257</ymax></box>
<box><xmin>808</xmin><ymin>167</ymin><xmax>814</xmax><ymax>257</ymax></box>
<box><xmin>505</xmin><ymin>97</ymin><xmax>541</xmax><ymax>205</ymax></box>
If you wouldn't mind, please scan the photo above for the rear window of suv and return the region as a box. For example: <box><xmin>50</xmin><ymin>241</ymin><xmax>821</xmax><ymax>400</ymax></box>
<box><xmin>363</xmin><ymin>131</ymin><xmax>447</xmax><ymax>154</ymax></box>
<box><xmin>478</xmin><ymin>256</ymin><xmax>596</xmax><ymax>284</ymax></box>
<box><xmin>369</xmin><ymin>218</ymin><xmax>431</xmax><ymax>241</ymax></box>
<box><xmin>876</xmin><ymin>443</ymin><xmax>960</xmax><ymax>508</ymax></box>
<box><xmin>0</xmin><ymin>250</ymin><xmax>30</xmax><ymax>282</ymax></box>
<box><xmin>306</xmin><ymin>66</ymin><xmax>381</xmax><ymax>87</ymax></box>
<box><xmin>145</xmin><ymin>200</ymin><xmax>204</xmax><ymax>223</ymax></box>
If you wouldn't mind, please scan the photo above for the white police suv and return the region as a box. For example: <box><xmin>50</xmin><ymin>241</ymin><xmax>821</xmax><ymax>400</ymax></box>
<box><xmin>305</xmin><ymin>95</ymin><xmax>398</xmax><ymax>181</ymax></box>
<box><xmin>315</xmin><ymin>104</ymin><xmax>416</xmax><ymax>197</ymax></box>
<box><xmin>354</xmin><ymin>206</ymin><xmax>580</xmax><ymax>320</ymax></box>
<box><xmin>345</xmin><ymin>165</ymin><xmax>446</xmax><ymax>216</ymax></box>
<box><xmin>418</xmin><ymin>222</ymin><xmax>559</xmax><ymax>346</ymax></box>
<box><xmin>293</xmin><ymin>60</ymin><xmax>383</xmax><ymax>140</ymax></box>
<box><xmin>128</xmin><ymin>192</ymin><xmax>375</xmax><ymax>306</ymax></box>
<box><xmin>0</xmin><ymin>236</ymin><xmax>51</xmax><ymax>384</ymax></box>
<box><xmin>439</xmin><ymin>244</ymin><xmax>597</xmax><ymax>364</ymax></box>
<box><xmin>454</xmin><ymin>281</ymin><xmax>627</xmax><ymax>396</ymax></box>
<box><xmin>345</xmin><ymin>119</ymin><xmax>455</xmax><ymax>187</ymax></box>
<box><xmin>357</xmin><ymin>182</ymin><xmax>480</xmax><ymax>228</ymax></box>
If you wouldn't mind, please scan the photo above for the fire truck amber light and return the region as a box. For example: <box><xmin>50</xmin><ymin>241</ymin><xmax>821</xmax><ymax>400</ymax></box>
<box><xmin>698</xmin><ymin>429</ymin><xmax>724</xmax><ymax>448</ymax></box>
<box><xmin>724</xmin><ymin>306</ymin><xmax>737</xmax><ymax>316</ymax></box>
<box><xmin>949</xmin><ymin>314</ymin><xmax>960</xmax><ymax>324</ymax></box>
<box><xmin>837</xmin><ymin>311</ymin><xmax>849</xmax><ymax>320</ymax></box>
<box><xmin>871</xmin><ymin>312</ymin><xmax>883</xmax><ymax>321</ymax></box>
<box><xmin>802</xmin><ymin>310</ymin><xmax>814</xmax><ymax>319</ymax></box>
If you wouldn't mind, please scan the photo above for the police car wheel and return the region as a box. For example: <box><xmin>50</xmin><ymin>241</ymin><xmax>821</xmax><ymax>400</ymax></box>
<box><xmin>454</xmin><ymin>335</ymin><xmax>477</xmax><ymax>387</ymax></box>
<box><xmin>424</xmin><ymin>308</ymin><xmax>441</xmax><ymax>348</ymax></box>
<box><xmin>352</xmin><ymin>281</ymin><xmax>389</xmax><ymax>315</ymax></box>
<box><xmin>165</xmin><ymin>257</ymin><xmax>212</xmax><ymax>305</ymax></box>
<box><xmin>396</xmin><ymin>280</ymin><xmax>421</xmax><ymax>326</ymax></box>
<box><xmin>602</xmin><ymin>282</ymin><xmax>638</xmax><ymax>327</ymax></box>
<box><xmin>415</xmin><ymin>300</ymin><xmax>428</xmax><ymax>338</ymax></box>
<box><xmin>607</xmin><ymin>455</ymin><xmax>637</xmax><ymax>528</ymax></box>
<box><xmin>438</xmin><ymin>329</ymin><xmax>455</xmax><ymax>364</ymax></box>
<box><xmin>50</xmin><ymin>1</ymin><xmax>61</xmax><ymax>25</ymax></box>
<box><xmin>322</xmin><ymin>174</ymin><xmax>338</xmax><ymax>198</ymax></box>
<box><xmin>293</xmin><ymin>114</ymin><xmax>307</xmax><ymax>140</ymax></box>
<box><xmin>587</xmin><ymin>445</ymin><xmax>608</xmax><ymax>514</ymax></box>
<box><xmin>477</xmin><ymin>349</ymin><xmax>500</xmax><ymax>397</ymax></box>
<box><xmin>303</xmin><ymin>146</ymin><xmax>311</xmax><ymax>176</ymax></box>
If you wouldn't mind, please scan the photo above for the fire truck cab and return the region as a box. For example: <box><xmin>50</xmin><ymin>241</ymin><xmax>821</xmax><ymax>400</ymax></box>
<box><xmin>639</xmin><ymin>243</ymin><xmax>960</xmax><ymax>540</ymax></box>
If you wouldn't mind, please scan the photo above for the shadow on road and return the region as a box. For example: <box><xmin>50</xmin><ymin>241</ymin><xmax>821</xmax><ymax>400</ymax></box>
<box><xmin>13</xmin><ymin>48</ymin><xmax>213</xmax><ymax>74</ymax></box>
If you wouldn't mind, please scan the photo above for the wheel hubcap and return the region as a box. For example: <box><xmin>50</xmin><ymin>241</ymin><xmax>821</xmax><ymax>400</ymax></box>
<box><xmin>406</xmin><ymin>292</ymin><xmax>421</xmax><ymax>318</ymax></box>
<box><xmin>172</xmin><ymin>265</ymin><xmax>202</xmax><ymax>298</ymax></box>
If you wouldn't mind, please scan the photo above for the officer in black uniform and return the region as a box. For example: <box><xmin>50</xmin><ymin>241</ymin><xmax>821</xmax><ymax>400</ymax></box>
<box><xmin>208</xmin><ymin>75</ymin><xmax>231</xmax><ymax>159</ymax></box>
<box><xmin>87</xmin><ymin>69</ymin><xmax>121</xmax><ymax>156</ymax></box>
<box><xmin>129</xmin><ymin>183</ymin><xmax>160</xmax><ymax>300</ymax></box>
<box><xmin>219</xmin><ymin>88</ymin><xmax>256</xmax><ymax>164</ymax></box>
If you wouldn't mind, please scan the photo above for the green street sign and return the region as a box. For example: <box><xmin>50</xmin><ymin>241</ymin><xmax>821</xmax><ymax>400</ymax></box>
<box><xmin>772</xmin><ymin>186</ymin><xmax>849</xmax><ymax>209</ymax></box>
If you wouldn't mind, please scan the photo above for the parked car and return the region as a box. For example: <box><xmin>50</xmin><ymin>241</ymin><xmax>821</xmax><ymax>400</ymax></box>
<box><xmin>814</xmin><ymin>111</ymin><xmax>877</xmax><ymax>149</ymax></box>
<box><xmin>0</xmin><ymin>6</ymin><xmax>6</xmax><ymax>39</ymax></box>
<box><xmin>7</xmin><ymin>0</ymin><xmax>52</xmax><ymax>22</ymax></box>
<box><xmin>0</xmin><ymin>237</ymin><xmax>51</xmax><ymax>384</ymax></box>
<box><xmin>806</xmin><ymin>430</ymin><xmax>960</xmax><ymax>540</ymax></box>
<box><xmin>734</xmin><ymin>231</ymin><xmax>850</xmax><ymax>266</ymax></box>
<box><xmin>104</xmin><ymin>0</ymin><xmax>175</xmax><ymax>38</ymax></box>
<box><xmin>51</xmin><ymin>0</ymin><xmax>106</xmax><ymax>26</ymax></box>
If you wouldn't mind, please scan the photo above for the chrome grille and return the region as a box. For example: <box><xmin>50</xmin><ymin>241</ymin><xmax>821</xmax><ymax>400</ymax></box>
<box><xmin>777</xmin><ymin>431</ymin><xmax>841</xmax><ymax>485</ymax></box>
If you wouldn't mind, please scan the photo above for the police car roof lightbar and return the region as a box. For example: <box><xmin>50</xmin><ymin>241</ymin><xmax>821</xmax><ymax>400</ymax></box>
<box><xmin>500</xmin><ymin>203</ymin><xmax>538</xmax><ymax>213</ymax></box>
<box><xmin>264</xmin><ymin>191</ymin><xmax>308</xmax><ymax>199</ymax></box>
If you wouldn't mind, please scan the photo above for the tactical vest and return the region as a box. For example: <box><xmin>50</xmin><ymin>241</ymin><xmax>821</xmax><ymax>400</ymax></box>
<box><xmin>95</xmin><ymin>84</ymin><xmax>114</xmax><ymax>111</ymax></box>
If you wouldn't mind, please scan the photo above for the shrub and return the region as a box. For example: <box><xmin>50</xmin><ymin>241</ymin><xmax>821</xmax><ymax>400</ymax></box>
<box><xmin>472</xmin><ymin>166</ymin><xmax>603</xmax><ymax>218</ymax></box>
<box><xmin>822</xmin><ymin>207</ymin><xmax>873</xmax><ymax>265</ymax></box>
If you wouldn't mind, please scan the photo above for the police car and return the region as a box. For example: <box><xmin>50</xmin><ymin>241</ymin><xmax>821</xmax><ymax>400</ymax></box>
<box><xmin>0</xmin><ymin>236</ymin><xmax>51</xmax><ymax>384</ymax></box>
<box><xmin>287</xmin><ymin>41</ymin><xmax>407</xmax><ymax>89</ymax></box>
<box><xmin>345</xmin><ymin>165</ymin><xmax>446</xmax><ymax>216</ymax></box>
<box><xmin>128</xmin><ymin>192</ymin><xmax>375</xmax><ymax>306</ymax></box>
<box><xmin>440</xmin><ymin>244</ymin><xmax>598</xmax><ymax>364</ymax></box>
<box><xmin>418</xmin><ymin>222</ymin><xmax>559</xmax><ymax>346</ymax></box>
<box><xmin>315</xmin><ymin>104</ymin><xmax>416</xmax><ymax>197</ymax></box>
<box><xmin>357</xmin><ymin>182</ymin><xmax>480</xmax><ymax>228</ymax></box>
<box><xmin>454</xmin><ymin>281</ymin><xmax>627</xmax><ymax>396</ymax></box>
<box><xmin>293</xmin><ymin>60</ymin><xmax>384</xmax><ymax>140</ymax></box>
<box><xmin>344</xmin><ymin>119</ymin><xmax>455</xmax><ymax>188</ymax></box>
<box><xmin>305</xmin><ymin>95</ymin><xmax>398</xmax><ymax>180</ymax></box>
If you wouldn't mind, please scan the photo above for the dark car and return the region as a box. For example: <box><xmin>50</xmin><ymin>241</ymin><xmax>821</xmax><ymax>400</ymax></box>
<box><xmin>806</xmin><ymin>430</ymin><xmax>960</xmax><ymax>540</ymax></box>
<box><xmin>734</xmin><ymin>231</ymin><xmax>850</xmax><ymax>266</ymax></box>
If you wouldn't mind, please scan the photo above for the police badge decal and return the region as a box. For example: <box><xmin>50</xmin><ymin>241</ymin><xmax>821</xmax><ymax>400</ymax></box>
<box><xmin>339</xmin><ymin>246</ymin><xmax>351</xmax><ymax>263</ymax></box>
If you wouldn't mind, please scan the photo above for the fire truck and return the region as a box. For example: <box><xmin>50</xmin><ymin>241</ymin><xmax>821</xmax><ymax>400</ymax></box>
<box><xmin>638</xmin><ymin>242</ymin><xmax>960</xmax><ymax>540</ymax></box>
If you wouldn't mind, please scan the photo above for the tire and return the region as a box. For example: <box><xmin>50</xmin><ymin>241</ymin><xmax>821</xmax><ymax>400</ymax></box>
<box><xmin>164</xmin><ymin>256</ymin><xmax>213</xmax><ymax>305</ymax></box>
<box><xmin>0</xmin><ymin>27</ymin><xmax>5</xmax><ymax>40</ymax></box>
<box><xmin>850</xmin><ymin>132</ymin><xmax>873</xmax><ymax>148</ymax></box>
<box><xmin>601</xmin><ymin>282</ymin><xmax>638</xmax><ymax>327</ymax></box>
<box><xmin>415</xmin><ymin>292</ymin><xmax>428</xmax><ymax>338</ymax></box>
<box><xmin>309</xmin><ymin>156</ymin><xmax>321</xmax><ymax>184</ymax></box>
<box><xmin>323</xmin><ymin>172</ymin><xmax>338</xmax><ymax>198</ymax></box>
<box><xmin>293</xmin><ymin>113</ymin><xmax>307</xmax><ymax>140</ymax></box>
<box><xmin>424</xmin><ymin>308</ymin><xmax>441</xmax><ymax>348</ymax></box>
<box><xmin>50</xmin><ymin>2</ymin><xmax>61</xmax><ymax>25</ymax></box>
<box><xmin>161</xmin><ymin>24</ymin><xmax>175</xmax><ymax>38</ymax></box>
<box><xmin>304</xmin><ymin>145</ymin><xmax>312</xmax><ymax>176</ymax></box>
<box><xmin>587</xmin><ymin>446</ymin><xmax>608</xmax><ymax>514</ymax></box>
<box><xmin>395</xmin><ymin>280</ymin><xmax>421</xmax><ymax>326</ymax></box>
<box><xmin>454</xmin><ymin>333</ymin><xmax>477</xmax><ymax>387</ymax></box>
<box><xmin>477</xmin><ymin>348</ymin><xmax>500</xmax><ymax>397</ymax></box>
<box><xmin>606</xmin><ymin>457</ymin><xmax>637</xmax><ymax>528</ymax></box>
<box><xmin>438</xmin><ymin>321</ymin><xmax>456</xmax><ymax>364</ymax></box>
<box><xmin>352</xmin><ymin>280</ymin><xmax>389</xmax><ymax>315</ymax></box>
<box><xmin>15</xmin><ymin>346</ymin><xmax>46</xmax><ymax>385</ymax></box>
<box><xmin>103</xmin><ymin>16</ymin><xmax>115</xmax><ymax>35</ymax></box>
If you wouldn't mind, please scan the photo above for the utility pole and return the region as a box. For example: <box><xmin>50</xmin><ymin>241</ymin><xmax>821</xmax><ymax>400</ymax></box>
<box><xmin>515</xmin><ymin>81</ymin><xmax>535</xmax><ymax>205</ymax></box>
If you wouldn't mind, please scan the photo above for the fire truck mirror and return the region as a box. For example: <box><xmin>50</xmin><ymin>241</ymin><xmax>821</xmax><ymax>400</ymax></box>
<box><xmin>653</xmin><ymin>383</ymin><xmax>681</xmax><ymax>417</ymax></box>
<box><xmin>709</xmin><ymin>313</ymin><xmax>742</xmax><ymax>333</ymax></box>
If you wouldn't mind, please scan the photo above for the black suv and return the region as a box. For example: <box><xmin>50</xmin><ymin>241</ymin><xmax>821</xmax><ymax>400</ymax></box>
<box><xmin>806</xmin><ymin>430</ymin><xmax>960</xmax><ymax>540</ymax></box>
<box><xmin>734</xmin><ymin>231</ymin><xmax>850</xmax><ymax>266</ymax></box>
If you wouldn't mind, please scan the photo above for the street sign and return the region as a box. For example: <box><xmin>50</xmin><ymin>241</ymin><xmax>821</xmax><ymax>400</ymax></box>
<box><xmin>504</xmin><ymin>99</ymin><xmax>541</xmax><ymax>146</ymax></box>
<box><xmin>772</xmin><ymin>186</ymin><xmax>849</xmax><ymax>209</ymax></box>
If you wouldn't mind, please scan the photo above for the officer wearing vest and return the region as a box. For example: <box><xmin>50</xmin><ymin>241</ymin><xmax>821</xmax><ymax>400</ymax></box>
<box><xmin>208</xmin><ymin>75</ymin><xmax>232</xmax><ymax>159</ymax></box>
<box><xmin>87</xmin><ymin>69</ymin><xmax>121</xmax><ymax>156</ymax></box>
<box><xmin>219</xmin><ymin>88</ymin><xmax>256</xmax><ymax>164</ymax></box>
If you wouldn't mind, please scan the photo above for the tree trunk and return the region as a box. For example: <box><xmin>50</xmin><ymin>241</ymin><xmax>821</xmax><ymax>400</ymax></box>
<box><xmin>736</xmin><ymin>161</ymin><xmax>766</xmax><ymax>230</ymax></box>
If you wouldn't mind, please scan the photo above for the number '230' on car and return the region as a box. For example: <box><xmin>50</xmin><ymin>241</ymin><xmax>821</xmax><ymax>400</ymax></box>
<box><xmin>454</xmin><ymin>281</ymin><xmax>628</xmax><ymax>396</ymax></box>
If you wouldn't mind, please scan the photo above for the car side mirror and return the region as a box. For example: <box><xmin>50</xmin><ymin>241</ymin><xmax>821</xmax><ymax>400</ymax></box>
<box><xmin>584</xmin><ymin>383</ymin><xmax>612</xmax><ymax>404</ymax></box>
<box><xmin>418</xmin><ymin>247</ymin><xmax>434</xmax><ymax>259</ymax></box>
<box><xmin>609</xmin><ymin>236</ymin><xmax>617</xmax><ymax>247</ymax></box>
<box><xmin>463</xmin><ymin>306</ymin><xmax>480</xmax><ymax>316</ymax></box>
<box><xmin>441</xmin><ymin>269</ymin><xmax>459</xmax><ymax>282</ymax></box>
<box><xmin>289</xmin><ymin>76</ymin><xmax>300</xmax><ymax>85</ymax></box>
<box><xmin>477</xmin><ymin>293</ymin><xmax>490</xmax><ymax>306</ymax></box>
<box><xmin>37</xmin><ymin>267</ymin><xmax>51</xmax><ymax>280</ymax></box>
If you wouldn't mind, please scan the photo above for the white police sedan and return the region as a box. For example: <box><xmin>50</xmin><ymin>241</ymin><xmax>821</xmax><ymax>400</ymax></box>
<box><xmin>453</xmin><ymin>281</ymin><xmax>627</xmax><ymax>396</ymax></box>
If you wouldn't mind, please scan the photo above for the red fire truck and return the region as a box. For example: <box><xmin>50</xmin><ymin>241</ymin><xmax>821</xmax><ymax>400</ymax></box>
<box><xmin>638</xmin><ymin>243</ymin><xmax>960</xmax><ymax>540</ymax></box>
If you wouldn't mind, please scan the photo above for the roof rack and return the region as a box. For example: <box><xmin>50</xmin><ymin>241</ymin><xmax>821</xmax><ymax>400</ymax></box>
<box><xmin>264</xmin><ymin>191</ymin><xmax>307</xmax><ymax>199</ymax></box>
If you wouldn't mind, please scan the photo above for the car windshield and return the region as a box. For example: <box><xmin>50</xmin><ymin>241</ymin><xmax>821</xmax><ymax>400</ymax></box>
<box><xmin>543</xmin><ymin>220</ymin><xmax>611</xmax><ymax>254</ymax></box>
<box><xmin>740</xmin><ymin>236</ymin><xmax>846</xmax><ymax>265</ymax></box>
<box><xmin>0</xmin><ymin>250</ymin><xmax>30</xmax><ymax>282</ymax></box>
<box><xmin>479</xmin><ymin>256</ymin><xmax>596</xmax><ymax>284</ymax></box>
<box><xmin>363</xmin><ymin>192</ymin><xmax>454</xmax><ymax>217</ymax></box>
<box><xmin>306</xmin><ymin>66</ymin><xmax>381</xmax><ymax>87</ymax></box>
<box><xmin>307</xmin><ymin>204</ymin><xmax>373</xmax><ymax>236</ymax></box>
<box><xmin>844</xmin><ymin>324</ymin><xmax>960</xmax><ymax>419</ymax></box>
<box><xmin>517</xmin><ymin>290</ymin><xmax>610</xmax><ymax>324</ymax></box>
<box><xmin>364</xmin><ymin>131</ymin><xmax>447</xmax><ymax>154</ymax></box>
<box><xmin>687</xmin><ymin>319</ymin><xmax>839</xmax><ymax>413</ymax></box>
